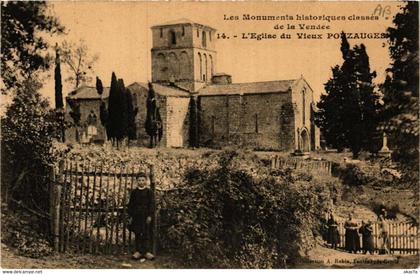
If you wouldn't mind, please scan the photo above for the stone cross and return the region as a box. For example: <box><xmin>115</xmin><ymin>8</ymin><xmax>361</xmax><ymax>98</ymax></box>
<box><xmin>379</xmin><ymin>132</ymin><xmax>392</xmax><ymax>158</ymax></box>
<box><xmin>380</xmin><ymin>132</ymin><xmax>390</xmax><ymax>152</ymax></box>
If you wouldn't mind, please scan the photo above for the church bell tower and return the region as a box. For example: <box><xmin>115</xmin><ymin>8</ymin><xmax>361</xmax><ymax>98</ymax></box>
<box><xmin>151</xmin><ymin>19</ymin><xmax>217</xmax><ymax>92</ymax></box>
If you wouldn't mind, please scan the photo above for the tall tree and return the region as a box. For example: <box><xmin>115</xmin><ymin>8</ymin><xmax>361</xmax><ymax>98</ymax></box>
<box><xmin>380</xmin><ymin>2</ymin><xmax>419</xmax><ymax>182</ymax></box>
<box><xmin>68</xmin><ymin>99</ymin><xmax>81</xmax><ymax>143</ymax></box>
<box><xmin>1</xmin><ymin>1</ymin><xmax>64</xmax><ymax>93</ymax></box>
<box><xmin>315</xmin><ymin>65</ymin><xmax>347</xmax><ymax>151</ymax></box>
<box><xmin>117</xmin><ymin>78</ymin><xmax>128</xmax><ymax>143</ymax></box>
<box><xmin>54</xmin><ymin>46</ymin><xmax>64</xmax><ymax>110</ymax></box>
<box><xmin>99</xmin><ymin>101</ymin><xmax>109</xmax><ymax>139</ymax></box>
<box><xmin>145</xmin><ymin>82</ymin><xmax>162</xmax><ymax>148</ymax></box>
<box><xmin>54</xmin><ymin>46</ymin><xmax>65</xmax><ymax>142</ymax></box>
<box><xmin>125</xmin><ymin>89</ymin><xmax>138</xmax><ymax>143</ymax></box>
<box><xmin>96</xmin><ymin>76</ymin><xmax>104</xmax><ymax>96</ymax></box>
<box><xmin>315</xmin><ymin>33</ymin><xmax>380</xmax><ymax>158</ymax></box>
<box><xmin>60</xmin><ymin>39</ymin><xmax>99</xmax><ymax>88</ymax></box>
<box><xmin>96</xmin><ymin>76</ymin><xmax>108</xmax><ymax>140</ymax></box>
<box><xmin>107</xmin><ymin>72</ymin><xmax>119</xmax><ymax>144</ymax></box>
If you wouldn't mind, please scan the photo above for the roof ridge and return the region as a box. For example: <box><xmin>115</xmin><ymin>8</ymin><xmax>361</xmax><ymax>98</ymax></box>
<box><xmin>208</xmin><ymin>79</ymin><xmax>299</xmax><ymax>86</ymax></box>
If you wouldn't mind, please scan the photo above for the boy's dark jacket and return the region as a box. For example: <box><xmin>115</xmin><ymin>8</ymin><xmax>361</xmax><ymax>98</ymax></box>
<box><xmin>127</xmin><ymin>188</ymin><xmax>153</xmax><ymax>233</ymax></box>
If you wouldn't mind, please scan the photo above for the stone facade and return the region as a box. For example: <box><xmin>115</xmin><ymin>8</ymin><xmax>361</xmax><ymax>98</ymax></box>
<box><xmin>198</xmin><ymin>78</ymin><xmax>316</xmax><ymax>151</ymax></box>
<box><xmin>65</xmin><ymin>19</ymin><xmax>320</xmax><ymax>152</ymax></box>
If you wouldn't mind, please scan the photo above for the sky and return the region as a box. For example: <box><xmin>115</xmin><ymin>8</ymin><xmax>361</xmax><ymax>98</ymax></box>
<box><xmin>13</xmin><ymin>1</ymin><xmax>405</xmax><ymax>106</ymax></box>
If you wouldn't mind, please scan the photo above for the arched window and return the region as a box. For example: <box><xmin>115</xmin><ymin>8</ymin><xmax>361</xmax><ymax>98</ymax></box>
<box><xmin>156</xmin><ymin>53</ymin><xmax>168</xmax><ymax>81</ymax></box>
<box><xmin>169</xmin><ymin>30</ymin><xmax>176</xmax><ymax>45</ymax></box>
<box><xmin>87</xmin><ymin>110</ymin><xmax>97</xmax><ymax>125</ymax></box>
<box><xmin>209</xmin><ymin>55</ymin><xmax>213</xmax><ymax>78</ymax></box>
<box><xmin>202</xmin><ymin>31</ymin><xmax>207</xmax><ymax>47</ymax></box>
<box><xmin>179</xmin><ymin>51</ymin><xmax>190</xmax><ymax>79</ymax></box>
<box><xmin>168</xmin><ymin>52</ymin><xmax>179</xmax><ymax>79</ymax></box>
<box><xmin>203</xmin><ymin>54</ymin><xmax>207</xmax><ymax>82</ymax></box>
<box><xmin>302</xmin><ymin>89</ymin><xmax>306</xmax><ymax>125</ymax></box>
<box><xmin>198</xmin><ymin>53</ymin><xmax>202</xmax><ymax>81</ymax></box>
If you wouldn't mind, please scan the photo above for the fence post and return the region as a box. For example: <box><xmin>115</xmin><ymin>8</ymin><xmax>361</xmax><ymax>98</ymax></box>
<box><xmin>50</xmin><ymin>161</ymin><xmax>63</xmax><ymax>252</ymax></box>
<box><xmin>150</xmin><ymin>164</ymin><xmax>158</xmax><ymax>256</ymax></box>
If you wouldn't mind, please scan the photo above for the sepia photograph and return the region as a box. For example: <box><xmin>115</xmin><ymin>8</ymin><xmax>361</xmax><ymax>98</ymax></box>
<box><xmin>0</xmin><ymin>0</ymin><xmax>419</xmax><ymax>271</ymax></box>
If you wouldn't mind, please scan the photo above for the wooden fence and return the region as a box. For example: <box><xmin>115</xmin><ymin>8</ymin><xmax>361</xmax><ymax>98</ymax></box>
<box><xmin>271</xmin><ymin>155</ymin><xmax>333</xmax><ymax>176</ymax></box>
<box><xmin>50</xmin><ymin>160</ymin><xmax>158</xmax><ymax>255</ymax></box>
<box><xmin>335</xmin><ymin>221</ymin><xmax>419</xmax><ymax>254</ymax></box>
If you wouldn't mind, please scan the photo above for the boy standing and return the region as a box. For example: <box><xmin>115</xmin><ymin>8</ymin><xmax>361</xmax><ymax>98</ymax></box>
<box><xmin>127</xmin><ymin>172</ymin><xmax>154</xmax><ymax>261</ymax></box>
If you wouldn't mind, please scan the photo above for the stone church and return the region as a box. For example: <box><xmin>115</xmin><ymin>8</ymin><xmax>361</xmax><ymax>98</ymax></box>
<box><xmin>66</xmin><ymin>19</ymin><xmax>320</xmax><ymax>152</ymax></box>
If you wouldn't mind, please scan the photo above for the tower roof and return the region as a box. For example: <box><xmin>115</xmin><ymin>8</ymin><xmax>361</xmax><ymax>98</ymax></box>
<box><xmin>151</xmin><ymin>18</ymin><xmax>216</xmax><ymax>30</ymax></box>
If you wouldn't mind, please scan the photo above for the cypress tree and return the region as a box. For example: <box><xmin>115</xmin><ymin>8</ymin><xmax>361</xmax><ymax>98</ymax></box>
<box><xmin>126</xmin><ymin>89</ymin><xmax>138</xmax><ymax>142</ymax></box>
<box><xmin>316</xmin><ymin>32</ymin><xmax>380</xmax><ymax>158</ymax></box>
<box><xmin>315</xmin><ymin>65</ymin><xmax>347</xmax><ymax>151</ymax></box>
<box><xmin>107</xmin><ymin>72</ymin><xmax>118</xmax><ymax>144</ymax></box>
<box><xmin>54</xmin><ymin>45</ymin><xmax>65</xmax><ymax>142</ymax></box>
<box><xmin>117</xmin><ymin>78</ymin><xmax>128</xmax><ymax>143</ymax></box>
<box><xmin>99</xmin><ymin>101</ymin><xmax>109</xmax><ymax>139</ymax></box>
<box><xmin>68</xmin><ymin>99</ymin><xmax>81</xmax><ymax>142</ymax></box>
<box><xmin>96</xmin><ymin>76</ymin><xmax>104</xmax><ymax>96</ymax></box>
<box><xmin>54</xmin><ymin>47</ymin><xmax>63</xmax><ymax>109</ymax></box>
<box><xmin>145</xmin><ymin>82</ymin><xmax>160</xmax><ymax>147</ymax></box>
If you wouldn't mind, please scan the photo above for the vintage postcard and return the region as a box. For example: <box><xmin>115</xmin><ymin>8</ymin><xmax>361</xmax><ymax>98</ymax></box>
<box><xmin>0</xmin><ymin>0</ymin><xmax>418</xmax><ymax>271</ymax></box>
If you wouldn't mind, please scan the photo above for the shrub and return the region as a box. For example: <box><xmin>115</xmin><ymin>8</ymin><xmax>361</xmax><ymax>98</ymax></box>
<box><xmin>1</xmin><ymin>79</ymin><xmax>59</xmax><ymax>231</ymax></box>
<box><xmin>1</xmin><ymin>206</ymin><xmax>53</xmax><ymax>258</ymax></box>
<box><xmin>369</xmin><ymin>202</ymin><xmax>400</xmax><ymax>220</ymax></box>
<box><xmin>158</xmin><ymin>150</ymin><xmax>335</xmax><ymax>268</ymax></box>
<box><xmin>339</xmin><ymin>164</ymin><xmax>369</xmax><ymax>186</ymax></box>
<box><xmin>338</xmin><ymin>162</ymin><xmax>400</xmax><ymax>187</ymax></box>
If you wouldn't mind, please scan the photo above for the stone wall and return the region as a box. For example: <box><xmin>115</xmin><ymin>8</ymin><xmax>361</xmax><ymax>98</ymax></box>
<box><xmin>291</xmin><ymin>79</ymin><xmax>317</xmax><ymax>151</ymax></box>
<box><xmin>198</xmin><ymin>92</ymin><xmax>296</xmax><ymax>151</ymax></box>
<box><xmin>165</xmin><ymin>97</ymin><xmax>190</xmax><ymax>148</ymax></box>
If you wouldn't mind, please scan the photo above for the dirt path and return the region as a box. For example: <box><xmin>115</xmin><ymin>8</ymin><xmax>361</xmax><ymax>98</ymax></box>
<box><xmin>0</xmin><ymin>245</ymin><xmax>180</xmax><ymax>269</ymax></box>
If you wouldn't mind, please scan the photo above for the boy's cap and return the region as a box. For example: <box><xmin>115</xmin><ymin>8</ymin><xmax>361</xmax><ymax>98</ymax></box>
<box><xmin>138</xmin><ymin>172</ymin><xmax>147</xmax><ymax>178</ymax></box>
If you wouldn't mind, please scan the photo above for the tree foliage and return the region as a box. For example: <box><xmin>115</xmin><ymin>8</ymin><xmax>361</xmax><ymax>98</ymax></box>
<box><xmin>1</xmin><ymin>1</ymin><xmax>64</xmax><ymax>93</ymax></box>
<box><xmin>126</xmin><ymin>89</ymin><xmax>138</xmax><ymax>141</ymax></box>
<box><xmin>145</xmin><ymin>82</ymin><xmax>162</xmax><ymax>147</ymax></box>
<box><xmin>68</xmin><ymin>99</ymin><xmax>81</xmax><ymax>142</ymax></box>
<box><xmin>54</xmin><ymin>47</ymin><xmax>63</xmax><ymax>110</ymax></box>
<box><xmin>1</xmin><ymin>79</ymin><xmax>59</xmax><ymax>215</ymax></box>
<box><xmin>380</xmin><ymin>1</ymin><xmax>419</xmax><ymax>182</ymax></box>
<box><xmin>315</xmin><ymin>33</ymin><xmax>381</xmax><ymax>157</ymax></box>
<box><xmin>159</xmin><ymin>151</ymin><xmax>338</xmax><ymax>268</ymax></box>
<box><xmin>96</xmin><ymin>76</ymin><xmax>104</xmax><ymax>96</ymax></box>
<box><xmin>54</xmin><ymin>46</ymin><xmax>66</xmax><ymax>142</ymax></box>
<box><xmin>100</xmin><ymin>101</ymin><xmax>109</xmax><ymax>136</ymax></box>
<box><xmin>105</xmin><ymin>72</ymin><xmax>138</xmax><ymax>145</ymax></box>
<box><xmin>60</xmin><ymin>39</ymin><xmax>99</xmax><ymax>88</ymax></box>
